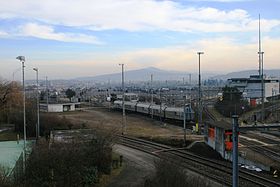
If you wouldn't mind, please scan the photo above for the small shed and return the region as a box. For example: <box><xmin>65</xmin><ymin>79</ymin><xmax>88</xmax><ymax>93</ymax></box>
<box><xmin>204</xmin><ymin>120</ymin><xmax>232</xmax><ymax>159</ymax></box>
<box><xmin>40</xmin><ymin>103</ymin><xmax>80</xmax><ymax>112</ymax></box>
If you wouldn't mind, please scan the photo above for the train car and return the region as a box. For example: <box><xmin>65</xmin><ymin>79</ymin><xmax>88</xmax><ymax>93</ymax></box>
<box><xmin>150</xmin><ymin>104</ymin><xmax>162</xmax><ymax>117</ymax></box>
<box><xmin>113</xmin><ymin>100</ymin><xmax>122</xmax><ymax>109</ymax></box>
<box><xmin>165</xmin><ymin>107</ymin><xmax>184</xmax><ymax>120</ymax></box>
<box><xmin>124</xmin><ymin>101</ymin><xmax>137</xmax><ymax>112</ymax></box>
<box><xmin>113</xmin><ymin>100</ymin><xmax>194</xmax><ymax>121</ymax></box>
<box><xmin>135</xmin><ymin>103</ymin><xmax>150</xmax><ymax>115</ymax></box>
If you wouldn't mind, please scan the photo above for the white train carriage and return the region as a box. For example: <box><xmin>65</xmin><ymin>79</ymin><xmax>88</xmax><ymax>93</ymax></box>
<box><xmin>114</xmin><ymin>100</ymin><xmax>194</xmax><ymax>121</ymax></box>
<box><xmin>164</xmin><ymin>107</ymin><xmax>184</xmax><ymax>120</ymax></box>
<box><xmin>150</xmin><ymin>104</ymin><xmax>166</xmax><ymax>117</ymax></box>
<box><xmin>113</xmin><ymin>100</ymin><xmax>123</xmax><ymax>109</ymax></box>
<box><xmin>135</xmin><ymin>103</ymin><xmax>150</xmax><ymax>114</ymax></box>
<box><xmin>124</xmin><ymin>101</ymin><xmax>137</xmax><ymax>112</ymax></box>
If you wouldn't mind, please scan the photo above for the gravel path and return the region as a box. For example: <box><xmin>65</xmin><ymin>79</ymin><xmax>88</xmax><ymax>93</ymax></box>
<box><xmin>107</xmin><ymin>144</ymin><xmax>157</xmax><ymax>187</ymax></box>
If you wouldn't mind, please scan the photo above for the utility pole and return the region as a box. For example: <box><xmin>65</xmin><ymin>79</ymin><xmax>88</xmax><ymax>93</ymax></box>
<box><xmin>119</xmin><ymin>64</ymin><xmax>126</xmax><ymax>135</ymax></box>
<box><xmin>33</xmin><ymin>68</ymin><xmax>40</xmax><ymax>140</ymax></box>
<box><xmin>258</xmin><ymin>51</ymin><xmax>265</xmax><ymax>122</ymax></box>
<box><xmin>183</xmin><ymin>95</ymin><xmax>186</xmax><ymax>146</ymax></box>
<box><xmin>46</xmin><ymin>76</ymin><xmax>49</xmax><ymax>112</ymax></box>
<box><xmin>108</xmin><ymin>79</ymin><xmax>111</xmax><ymax>111</ymax></box>
<box><xmin>232</xmin><ymin>115</ymin><xmax>239</xmax><ymax>187</ymax></box>
<box><xmin>258</xmin><ymin>14</ymin><xmax>262</xmax><ymax>77</ymax></box>
<box><xmin>258</xmin><ymin>14</ymin><xmax>265</xmax><ymax>123</ymax></box>
<box><xmin>16</xmin><ymin>56</ymin><xmax>26</xmax><ymax>160</ymax></box>
<box><xmin>197</xmin><ymin>52</ymin><xmax>204</xmax><ymax>132</ymax></box>
<box><xmin>159</xmin><ymin>88</ymin><xmax>162</xmax><ymax>123</ymax></box>
<box><xmin>189</xmin><ymin>74</ymin><xmax>192</xmax><ymax>108</ymax></box>
<box><xmin>151</xmin><ymin>74</ymin><xmax>153</xmax><ymax>119</ymax></box>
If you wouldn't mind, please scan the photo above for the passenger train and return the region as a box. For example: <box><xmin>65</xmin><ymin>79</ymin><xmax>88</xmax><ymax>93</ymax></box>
<box><xmin>113</xmin><ymin>100</ymin><xmax>194</xmax><ymax>121</ymax></box>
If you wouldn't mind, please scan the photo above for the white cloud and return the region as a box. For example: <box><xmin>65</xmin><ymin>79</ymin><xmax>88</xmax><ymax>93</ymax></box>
<box><xmin>0</xmin><ymin>0</ymin><xmax>278</xmax><ymax>32</ymax></box>
<box><xmin>0</xmin><ymin>30</ymin><xmax>8</xmax><ymax>37</ymax></box>
<box><xmin>114</xmin><ymin>37</ymin><xmax>280</xmax><ymax>73</ymax></box>
<box><xmin>18</xmin><ymin>23</ymin><xmax>102</xmax><ymax>44</ymax></box>
<box><xmin>189</xmin><ymin>0</ymin><xmax>252</xmax><ymax>2</ymax></box>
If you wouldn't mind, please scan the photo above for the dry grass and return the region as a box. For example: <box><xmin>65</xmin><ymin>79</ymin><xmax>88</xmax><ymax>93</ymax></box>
<box><xmin>60</xmin><ymin>109</ymin><xmax>187</xmax><ymax>139</ymax></box>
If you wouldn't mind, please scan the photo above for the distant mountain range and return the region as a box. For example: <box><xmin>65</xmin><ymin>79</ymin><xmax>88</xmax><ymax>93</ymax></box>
<box><xmin>75</xmin><ymin>67</ymin><xmax>280</xmax><ymax>82</ymax></box>
<box><xmin>211</xmin><ymin>69</ymin><xmax>280</xmax><ymax>80</ymax></box>
<box><xmin>75</xmin><ymin>67</ymin><xmax>217</xmax><ymax>82</ymax></box>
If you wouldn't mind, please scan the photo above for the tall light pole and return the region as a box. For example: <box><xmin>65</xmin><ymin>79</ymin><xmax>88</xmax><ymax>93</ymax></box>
<box><xmin>258</xmin><ymin>51</ymin><xmax>265</xmax><ymax>122</ymax></box>
<box><xmin>151</xmin><ymin>74</ymin><xmax>153</xmax><ymax>119</ymax></box>
<box><xmin>258</xmin><ymin>14</ymin><xmax>262</xmax><ymax>77</ymax></box>
<box><xmin>33</xmin><ymin>68</ymin><xmax>40</xmax><ymax>140</ymax></box>
<box><xmin>232</xmin><ymin>115</ymin><xmax>239</xmax><ymax>187</ymax></box>
<box><xmin>119</xmin><ymin>64</ymin><xmax>126</xmax><ymax>135</ymax></box>
<box><xmin>159</xmin><ymin>88</ymin><xmax>162</xmax><ymax>123</ymax></box>
<box><xmin>45</xmin><ymin>76</ymin><xmax>49</xmax><ymax>112</ymax></box>
<box><xmin>183</xmin><ymin>94</ymin><xmax>186</xmax><ymax>146</ymax></box>
<box><xmin>189</xmin><ymin>74</ymin><xmax>192</xmax><ymax>108</ymax></box>
<box><xmin>197</xmin><ymin>52</ymin><xmax>204</xmax><ymax>132</ymax></box>
<box><xmin>16</xmin><ymin>56</ymin><xmax>26</xmax><ymax>156</ymax></box>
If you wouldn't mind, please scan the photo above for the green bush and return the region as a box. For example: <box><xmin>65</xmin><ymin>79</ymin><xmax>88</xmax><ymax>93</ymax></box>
<box><xmin>24</xmin><ymin>131</ymin><xmax>113</xmax><ymax>187</ymax></box>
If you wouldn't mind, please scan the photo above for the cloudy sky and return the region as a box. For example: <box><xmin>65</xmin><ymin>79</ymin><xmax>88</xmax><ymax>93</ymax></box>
<box><xmin>0</xmin><ymin>0</ymin><xmax>279</xmax><ymax>80</ymax></box>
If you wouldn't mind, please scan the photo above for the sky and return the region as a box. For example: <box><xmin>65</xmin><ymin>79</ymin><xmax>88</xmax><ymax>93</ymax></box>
<box><xmin>0</xmin><ymin>0</ymin><xmax>280</xmax><ymax>80</ymax></box>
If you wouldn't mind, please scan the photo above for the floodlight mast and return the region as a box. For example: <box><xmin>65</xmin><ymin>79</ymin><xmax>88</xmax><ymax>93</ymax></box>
<box><xmin>33</xmin><ymin>68</ymin><xmax>40</xmax><ymax>140</ymax></box>
<box><xmin>151</xmin><ymin>74</ymin><xmax>153</xmax><ymax>119</ymax></box>
<box><xmin>16</xmin><ymin>56</ymin><xmax>26</xmax><ymax>156</ymax></box>
<box><xmin>119</xmin><ymin>63</ymin><xmax>126</xmax><ymax>135</ymax></box>
<box><xmin>258</xmin><ymin>51</ymin><xmax>265</xmax><ymax>122</ymax></box>
<box><xmin>197</xmin><ymin>52</ymin><xmax>204</xmax><ymax>133</ymax></box>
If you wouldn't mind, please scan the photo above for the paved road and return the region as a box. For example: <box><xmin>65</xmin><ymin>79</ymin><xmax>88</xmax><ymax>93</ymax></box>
<box><xmin>108</xmin><ymin>144</ymin><xmax>157</xmax><ymax>187</ymax></box>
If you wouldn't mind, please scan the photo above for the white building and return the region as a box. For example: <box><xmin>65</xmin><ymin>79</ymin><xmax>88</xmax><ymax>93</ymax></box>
<box><xmin>40</xmin><ymin>103</ymin><xmax>80</xmax><ymax>112</ymax></box>
<box><xmin>227</xmin><ymin>75</ymin><xmax>279</xmax><ymax>100</ymax></box>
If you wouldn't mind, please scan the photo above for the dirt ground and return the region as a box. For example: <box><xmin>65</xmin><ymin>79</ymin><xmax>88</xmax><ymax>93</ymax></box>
<box><xmin>59</xmin><ymin>108</ymin><xmax>203</xmax><ymax>141</ymax></box>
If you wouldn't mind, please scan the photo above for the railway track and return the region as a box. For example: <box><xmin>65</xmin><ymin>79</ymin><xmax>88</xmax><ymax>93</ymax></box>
<box><xmin>240</xmin><ymin>138</ymin><xmax>280</xmax><ymax>163</ymax></box>
<box><xmin>118</xmin><ymin>135</ymin><xmax>280</xmax><ymax>187</ymax></box>
<box><xmin>204</xmin><ymin>106</ymin><xmax>217</xmax><ymax>122</ymax></box>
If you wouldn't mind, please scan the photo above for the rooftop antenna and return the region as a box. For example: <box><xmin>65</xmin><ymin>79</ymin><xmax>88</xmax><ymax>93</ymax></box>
<box><xmin>257</xmin><ymin>14</ymin><xmax>265</xmax><ymax>122</ymax></box>
<box><xmin>258</xmin><ymin>14</ymin><xmax>261</xmax><ymax>77</ymax></box>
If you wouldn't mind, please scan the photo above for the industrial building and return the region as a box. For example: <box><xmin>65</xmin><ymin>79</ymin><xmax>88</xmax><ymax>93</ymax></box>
<box><xmin>227</xmin><ymin>75</ymin><xmax>279</xmax><ymax>104</ymax></box>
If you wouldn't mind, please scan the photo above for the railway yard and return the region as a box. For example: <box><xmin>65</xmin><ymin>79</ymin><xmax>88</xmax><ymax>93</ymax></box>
<box><xmin>59</xmin><ymin>107</ymin><xmax>280</xmax><ymax>187</ymax></box>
